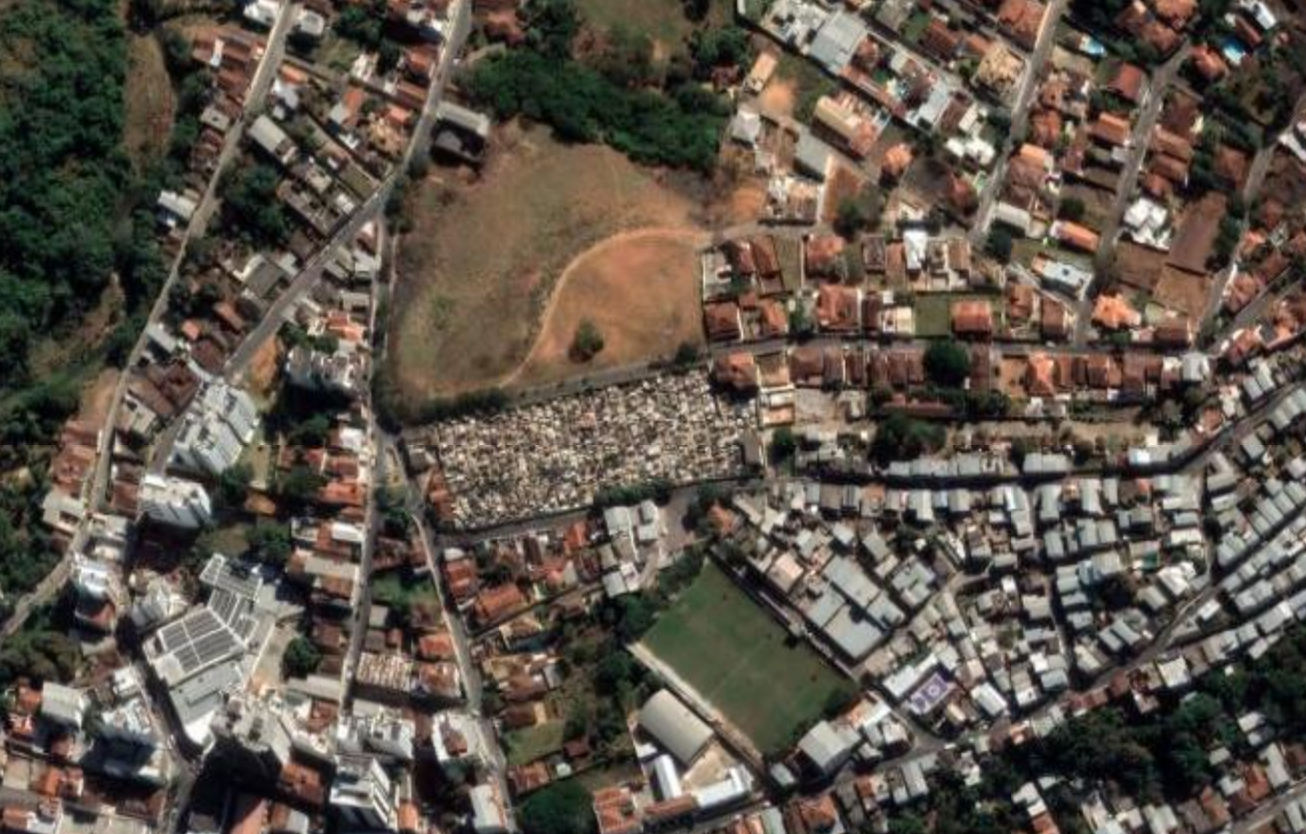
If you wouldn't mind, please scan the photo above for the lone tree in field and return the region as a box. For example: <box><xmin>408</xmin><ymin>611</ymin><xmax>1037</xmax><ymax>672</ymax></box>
<box><xmin>571</xmin><ymin>319</ymin><xmax>605</xmax><ymax>362</ymax></box>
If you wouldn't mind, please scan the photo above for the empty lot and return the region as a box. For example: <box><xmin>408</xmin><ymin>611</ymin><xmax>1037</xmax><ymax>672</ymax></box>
<box><xmin>385</xmin><ymin>124</ymin><xmax>701</xmax><ymax>409</ymax></box>
<box><xmin>509</xmin><ymin>228</ymin><xmax>707</xmax><ymax>388</ymax></box>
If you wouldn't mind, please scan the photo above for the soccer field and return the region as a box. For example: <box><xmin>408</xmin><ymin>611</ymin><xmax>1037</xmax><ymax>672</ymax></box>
<box><xmin>642</xmin><ymin>562</ymin><xmax>855</xmax><ymax>756</ymax></box>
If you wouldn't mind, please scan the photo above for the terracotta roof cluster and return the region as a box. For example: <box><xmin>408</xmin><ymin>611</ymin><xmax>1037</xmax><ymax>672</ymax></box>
<box><xmin>1092</xmin><ymin>293</ymin><xmax>1143</xmax><ymax>331</ymax></box>
<box><xmin>1189</xmin><ymin>44</ymin><xmax>1229</xmax><ymax>81</ymax></box>
<box><xmin>880</xmin><ymin>143</ymin><xmax>914</xmax><ymax>182</ymax></box>
<box><xmin>1055</xmin><ymin>221</ymin><xmax>1101</xmax><ymax>253</ymax></box>
<box><xmin>712</xmin><ymin>352</ymin><xmax>759</xmax><ymax>394</ymax></box>
<box><xmin>1108</xmin><ymin>63</ymin><xmax>1147</xmax><ymax>103</ymax></box>
<box><xmin>1145</xmin><ymin>124</ymin><xmax>1194</xmax><ymax>191</ymax></box>
<box><xmin>704</xmin><ymin>301</ymin><xmax>743</xmax><ymax>342</ymax></box>
<box><xmin>472</xmin><ymin>582</ymin><xmax>528</xmax><ymax>627</ymax></box>
<box><xmin>1089</xmin><ymin>112</ymin><xmax>1132</xmax><ymax>148</ymax></box>
<box><xmin>997</xmin><ymin>0</ymin><xmax>1046</xmax><ymax>49</ymax></box>
<box><xmin>816</xmin><ymin>284</ymin><xmax>860</xmax><ymax>333</ymax></box>
<box><xmin>1023</xmin><ymin>351</ymin><xmax>1171</xmax><ymax>397</ymax></box>
<box><xmin>920</xmin><ymin>18</ymin><xmax>963</xmax><ymax>61</ymax></box>
<box><xmin>593</xmin><ymin>786</ymin><xmax>641</xmax><ymax>834</ymax></box>
<box><xmin>1115</xmin><ymin>0</ymin><xmax>1189</xmax><ymax>55</ymax></box>
<box><xmin>723</xmin><ymin>235</ymin><xmax>782</xmax><ymax>291</ymax></box>
<box><xmin>951</xmin><ymin>299</ymin><xmax>995</xmax><ymax>338</ymax></box>
<box><xmin>805</xmin><ymin>234</ymin><xmax>847</xmax><ymax>279</ymax></box>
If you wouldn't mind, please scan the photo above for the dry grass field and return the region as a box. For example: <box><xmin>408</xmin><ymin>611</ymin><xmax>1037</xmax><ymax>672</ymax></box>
<box><xmin>384</xmin><ymin>123</ymin><xmax>704</xmax><ymax>406</ymax></box>
<box><xmin>574</xmin><ymin>0</ymin><xmax>732</xmax><ymax>47</ymax></box>
<box><xmin>509</xmin><ymin>228</ymin><xmax>707</xmax><ymax>387</ymax></box>
<box><xmin>123</xmin><ymin>33</ymin><xmax>175</xmax><ymax>171</ymax></box>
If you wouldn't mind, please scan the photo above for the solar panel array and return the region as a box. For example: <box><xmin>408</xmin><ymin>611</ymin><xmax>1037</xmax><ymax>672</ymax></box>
<box><xmin>155</xmin><ymin>608</ymin><xmax>242</xmax><ymax>677</ymax></box>
<box><xmin>199</xmin><ymin>554</ymin><xmax>262</xmax><ymax>601</ymax></box>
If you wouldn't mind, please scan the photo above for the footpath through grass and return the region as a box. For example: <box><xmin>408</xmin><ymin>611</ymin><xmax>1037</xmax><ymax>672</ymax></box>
<box><xmin>642</xmin><ymin>561</ymin><xmax>854</xmax><ymax>756</ymax></box>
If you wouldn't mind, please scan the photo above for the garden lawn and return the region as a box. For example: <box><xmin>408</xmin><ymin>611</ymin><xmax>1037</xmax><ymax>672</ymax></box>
<box><xmin>641</xmin><ymin>562</ymin><xmax>854</xmax><ymax>756</ymax></box>
<box><xmin>914</xmin><ymin>293</ymin><xmax>1006</xmax><ymax>338</ymax></box>
<box><xmin>505</xmin><ymin>720</ymin><xmax>566</xmax><ymax>766</ymax></box>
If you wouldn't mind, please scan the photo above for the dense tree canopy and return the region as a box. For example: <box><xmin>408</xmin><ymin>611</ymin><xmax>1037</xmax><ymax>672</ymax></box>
<box><xmin>283</xmin><ymin>636</ymin><xmax>322</xmax><ymax>678</ymax></box>
<box><xmin>872</xmin><ymin>413</ymin><xmax>946</xmax><ymax>463</ymax></box>
<box><xmin>467</xmin><ymin>51</ymin><xmax>726</xmax><ymax>172</ymax></box>
<box><xmin>0</xmin><ymin>0</ymin><xmax>133</xmax><ymax>382</ymax></box>
<box><xmin>222</xmin><ymin>163</ymin><xmax>291</xmax><ymax>247</ymax></box>
<box><xmin>925</xmin><ymin>339</ymin><xmax>972</xmax><ymax>388</ymax></box>
<box><xmin>519</xmin><ymin>780</ymin><xmax>596</xmax><ymax>834</ymax></box>
<box><xmin>247</xmin><ymin>522</ymin><xmax>293</xmax><ymax>567</ymax></box>
<box><xmin>465</xmin><ymin>0</ymin><xmax>727</xmax><ymax>172</ymax></box>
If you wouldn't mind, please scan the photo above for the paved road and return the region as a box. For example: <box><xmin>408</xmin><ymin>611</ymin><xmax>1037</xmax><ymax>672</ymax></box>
<box><xmin>0</xmin><ymin>6</ymin><xmax>298</xmax><ymax>643</ymax></box>
<box><xmin>970</xmin><ymin>0</ymin><xmax>1070</xmax><ymax>244</ymax></box>
<box><xmin>342</xmin><ymin>417</ymin><xmax>382</xmax><ymax>700</ymax></box>
<box><xmin>472</xmin><ymin>331</ymin><xmax>1200</xmax><ymax>416</ymax></box>
<box><xmin>146</xmin><ymin>0</ymin><xmax>470</xmax><ymax>474</ymax></box>
<box><xmin>224</xmin><ymin>2</ymin><xmax>470</xmax><ymax>385</ymax></box>
<box><xmin>1074</xmin><ymin>44</ymin><xmax>1191</xmax><ymax>345</ymax></box>
<box><xmin>1233</xmin><ymin>776</ymin><xmax>1306</xmax><ymax>833</ymax></box>
<box><xmin>1199</xmin><ymin>92</ymin><xmax>1306</xmax><ymax>341</ymax></box>
<box><xmin>92</xmin><ymin>3</ymin><xmax>298</xmax><ymax>490</ymax></box>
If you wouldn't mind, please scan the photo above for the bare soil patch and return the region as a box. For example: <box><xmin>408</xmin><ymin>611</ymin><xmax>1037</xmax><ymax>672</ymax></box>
<box><xmin>821</xmin><ymin>163</ymin><xmax>865</xmax><ymax>223</ymax></box>
<box><xmin>510</xmin><ymin>228</ymin><xmax>707</xmax><ymax>387</ymax></box>
<box><xmin>1167</xmin><ymin>192</ymin><xmax>1226</xmax><ymax>275</ymax></box>
<box><xmin>1113</xmin><ymin>241</ymin><xmax>1168</xmax><ymax>293</ymax></box>
<box><xmin>247</xmin><ymin>338</ymin><xmax>282</xmax><ymax>402</ymax></box>
<box><xmin>123</xmin><ymin>33</ymin><xmax>176</xmax><ymax>172</ymax></box>
<box><xmin>385</xmin><ymin>123</ymin><xmax>703</xmax><ymax>406</ymax></box>
<box><xmin>758</xmin><ymin>77</ymin><xmax>797</xmax><ymax>118</ymax></box>
<box><xmin>78</xmin><ymin>369</ymin><xmax>120</xmax><ymax>432</ymax></box>
<box><xmin>1153</xmin><ymin>265</ymin><xmax>1212</xmax><ymax>320</ymax></box>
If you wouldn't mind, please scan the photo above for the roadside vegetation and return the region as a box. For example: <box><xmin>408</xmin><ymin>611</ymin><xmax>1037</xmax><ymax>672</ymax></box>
<box><xmin>465</xmin><ymin>0</ymin><xmax>739</xmax><ymax>173</ymax></box>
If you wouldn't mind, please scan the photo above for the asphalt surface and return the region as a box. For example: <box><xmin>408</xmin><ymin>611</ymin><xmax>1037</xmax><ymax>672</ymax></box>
<box><xmin>970</xmin><ymin>0</ymin><xmax>1070</xmax><ymax>244</ymax></box>
<box><xmin>10</xmin><ymin>4</ymin><xmax>1305</xmax><ymax>832</ymax></box>
<box><xmin>0</xmin><ymin>4</ymin><xmax>299</xmax><ymax>642</ymax></box>
<box><xmin>1074</xmin><ymin>43</ymin><xmax>1191</xmax><ymax>346</ymax></box>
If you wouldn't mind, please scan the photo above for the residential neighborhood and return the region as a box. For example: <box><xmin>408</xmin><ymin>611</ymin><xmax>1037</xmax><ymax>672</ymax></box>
<box><xmin>11</xmin><ymin>2</ymin><xmax>1306</xmax><ymax>834</ymax></box>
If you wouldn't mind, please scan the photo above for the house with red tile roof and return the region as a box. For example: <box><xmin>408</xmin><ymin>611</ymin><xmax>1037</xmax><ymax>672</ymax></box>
<box><xmin>951</xmin><ymin>299</ymin><xmax>995</xmax><ymax>339</ymax></box>
<box><xmin>1108</xmin><ymin>63</ymin><xmax>1146</xmax><ymax>103</ymax></box>
<box><xmin>1054</xmin><ymin>221</ymin><xmax>1101</xmax><ymax>253</ymax></box>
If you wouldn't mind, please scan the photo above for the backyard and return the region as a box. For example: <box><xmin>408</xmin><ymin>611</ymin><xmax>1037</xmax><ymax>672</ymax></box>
<box><xmin>641</xmin><ymin>562</ymin><xmax>854</xmax><ymax>757</ymax></box>
<box><xmin>504</xmin><ymin>720</ymin><xmax>567</xmax><ymax>767</ymax></box>
<box><xmin>372</xmin><ymin>571</ymin><xmax>444</xmax><ymax>626</ymax></box>
<box><xmin>914</xmin><ymin>292</ymin><xmax>1006</xmax><ymax>338</ymax></box>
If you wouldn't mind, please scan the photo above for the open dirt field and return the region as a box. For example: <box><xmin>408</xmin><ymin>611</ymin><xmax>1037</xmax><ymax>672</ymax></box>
<box><xmin>385</xmin><ymin>123</ymin><xmax>704</xmax><ymax>405</ymax></box>
<box><xmin>1168</xmin><ymin>193</ymin><xmax>1226</xmax><ymax>275</ymax></box>
<box><xmin>1154</xmin><ymin>265</ymin><xmax>1212</xmax><ymax>320</ymax></box>
<box><xmin>78</xmin><ymin>369</ymin><xmax>120</xmax><ymax>432</ymax></box>
<box><xmin>509</xmin><ymin>229</ymin><xmax>707</xmax><ymax>387</ymax></box>
<box><xmin>1114</xmin><ymin>241</ymin><xmax>1168</xmax><ymax>293</ymax></box>
<box><xmin>123</xmin><ymin>33</ymin><xmax>176</xmax><ymax>172</ymax></box>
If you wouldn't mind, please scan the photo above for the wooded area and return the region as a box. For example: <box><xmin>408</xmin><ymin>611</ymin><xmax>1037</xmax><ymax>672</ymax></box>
<box><xmin>464</xmin><ymin>0</ymin><xmax>730</xmax><ymax>173</ymax></box>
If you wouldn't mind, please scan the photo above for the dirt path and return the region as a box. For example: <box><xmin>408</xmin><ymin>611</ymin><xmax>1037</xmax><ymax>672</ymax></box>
<box><xmin>502</xmin><ymin>226</ymin><xmax>709</xmax><ymax>387</ymax></box>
